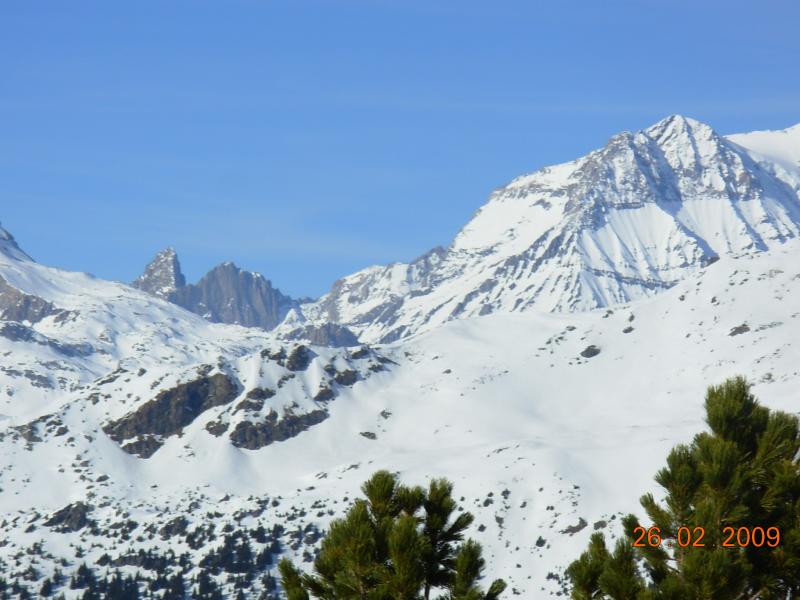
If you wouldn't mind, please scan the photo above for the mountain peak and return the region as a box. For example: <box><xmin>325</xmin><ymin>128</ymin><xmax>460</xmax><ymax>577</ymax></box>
<box><xmin>179</xmin><ymin>263</ymin><xmax>294</xmax><ymax>329</ymax></box>
<box><xmin>644</xmin><ymin>114</ymin><xmax>716</xmax><ymax>144</ymax></box>
<box><xmin>132</xmin><ymin>247</ymin><xmax>186</xmax><ymax>299</ymax></box>
<box><xmin>654</xmin><ymin>113</ymin><xmax>702</xmax><ymax>127</ymax></box>
<box><xmin>302</xmin><ymin>114</ymin><xmax>800</xmax><ymax>343</ymax></box>
<box><xmin>0</xmin><ymin>223</ymin><xmax>33</xmax><ymax>262</ymax></box>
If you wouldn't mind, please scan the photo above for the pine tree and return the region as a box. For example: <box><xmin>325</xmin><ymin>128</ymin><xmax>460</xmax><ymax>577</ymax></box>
<box><xmin>169</xmin><ymin>571</ymin><xmax>187</xmax><ymax>599</ymax></box>
<box><xmin>380</xmin><ymin>514</ymin><xmax>428</xmax><ymax>599</ymax></box>
<box><xmin>448</xmin><ymin>540</ymin><xmax>506</xmax><ymax>600</ymax></box>
<box><xmin>71</xmin><ymin>564</ymin><xmax>97</xmax><ymax>590</ymax></box>
<box><xmin>193</xmin><ymin>570</ymin><xmax>223</xmax><ymax>600</ymax></box>
<box><xmin>566</xmin><ymin>376</ymin><xmax>800</xmax><ymax>599</ymax></box>
<box><xmin>419</xmin><ymin>479</ymin><xmax>474</xmax><ymax>600</ymax></box>
<box><xmin>53</xmin><ymin>568</ymin><xmax>64</xmax><ymax>587</ymax></box>
<box><xmin>279</xmin><ymin>470</ymin><xmax>506</xmax><ymax>599</ymax></box>
<box><xmin>278</xmin><ymin>560</ymin><xmax>309</xmax><ymax>600</ymax></box>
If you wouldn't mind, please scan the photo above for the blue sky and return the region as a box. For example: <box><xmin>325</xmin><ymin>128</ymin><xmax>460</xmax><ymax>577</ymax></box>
<box><xmin>1</xmin><ymin>0</ymin><xmax>798</xmax><ymax>298</ymax></box>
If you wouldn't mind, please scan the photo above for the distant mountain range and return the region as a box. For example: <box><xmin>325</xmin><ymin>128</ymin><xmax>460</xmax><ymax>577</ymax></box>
<box><xmin>133</xmin><ymin>116</ymin><xmax>800</xmax><ymax>345</ymax></box>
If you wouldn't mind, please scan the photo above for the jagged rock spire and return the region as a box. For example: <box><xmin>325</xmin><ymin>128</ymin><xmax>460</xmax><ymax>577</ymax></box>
<box><xmin>132</xmin><ymin>247</ymin><xmax>186</xmax><ymax>299</ymax></box>
<box><xmin>133</xmin><ymin>251</ymin><xmax>299</xmax><ymax>331</ymax></box>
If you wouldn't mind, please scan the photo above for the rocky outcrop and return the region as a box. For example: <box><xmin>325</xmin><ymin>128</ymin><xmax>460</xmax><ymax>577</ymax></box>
<box><xmin>333</xmin><ymin>369</ymin><xmax>358</xmax><ymax>386</ymax></box>
<box><xmin>0</xmin><ymin>322</ymin><xmax>92</xmax><ymax>357</ymax></box>
<box><xmin>173</xmin><ymin>263</ymin><xmax>296</xmax><ymax>329</ymax></box>
<box><xmin>235</xmin><ymin>387</ymin><xmax>276</xmax><ymax>413</ymax></box>
<box><xmin>44</xmin><ymin>502</ymin><xmax>93</xmax><ymax>532</ymax></box>
<box><xmin>229</xmin><ymin>409</ymin><xmax>328</xmax><ymax>450</ymax></box>
<box><xmin>729</xmin><ymin>323</ymin><xmax>751</xmax><ymax>336</ymax></box>
<box><xmin>132</xmin><ymin>248</ymin><xmax>186</xmax><ymax>299</ymax></box>
<box><xmin>104</xmin><ymin>373</ymin><xmax>239</xmax><ymax>457</ymax></box>
<box><xmin>285</xmin><ymin>345</ymin><xmax>313</xmax><ymax>371</ymax></box>
<box><xmin>159</xmin><ymin>516</ymin><xmax>189</xmax><ymax>540</ymax></box>
<box><xmin>132</xmin><ymin>249</ymin><xmax>367</xmax><ymax>347</ymax></box>
<box><xmin>580</xmin><ymin>345</ymin><xmax>601</xmax><ymax>358</ymax></box>
<box><xmin>284</xmin><ymin>322</ymin><xmax>360</xmax><ymax>347</ymax></box>
<box><xmin>1</xmin><ymin>366</ymin><xmax>53</xmax><ymax>389</ymax></box>
<box><xmin>121</xmin><ymin>436</ymin><xmax>163</xmax><ymax>459</ymax></box>
<box><xmin>133</xmin><ymin>251</ymin><xmax>298</xmax><ymax>331</ymax></box>
<box><xmin>259</xmin><ymin>345</ymin><xmax>318</xmax><ymax>371</ymax></box>
<box><xmin>0</xmin><ymin>275</ymin><xmax>75</xmax><ymax>324</ymax></box>
<box><xmin>313</xmin><ymin>385</ymin><xmax>335</xmax><ymax>402</ymax></box>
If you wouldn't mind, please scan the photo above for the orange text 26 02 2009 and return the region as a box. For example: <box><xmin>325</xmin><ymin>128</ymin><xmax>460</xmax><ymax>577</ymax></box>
<box><xmin>632</xmin><ymin>526</ymin><xmax>781</xmax><ymax>549</ymax></box>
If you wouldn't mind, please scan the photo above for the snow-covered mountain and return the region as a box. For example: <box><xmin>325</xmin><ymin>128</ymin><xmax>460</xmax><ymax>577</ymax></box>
<box><xmin>2</xmin><ymin>227</ymin><xmax>800</xmax><ymax>598</ymax></box>
<box><xmin>0</xmin><ymin>236</ymin><xmax>362</xmax><ymax>427</ymax></box>
<box><xmin>300</xmin><ymin>116</ymin><xmax>800</xmax><ymax>343</ymax></box>
<box><xmin>0</xmin><ymin>115</ymin><xmax>799</xmax><ymax>598</ymax></box>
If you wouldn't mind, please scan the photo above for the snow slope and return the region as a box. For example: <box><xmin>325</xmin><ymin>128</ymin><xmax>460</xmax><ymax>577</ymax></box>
<box><xmin>730</xmin><ymin>123</ymin><xmax>800</xmax><ymax>174</ymax></box>
<box><xmin>300</xmin><ymin>116</ymin><xmax>800</xmax><ymax>344</ymax></box>
<box><xmin>1</xmin><ymin>234</ymin><xmax>800</xmax><ymax>597</ymax></box>
<box><xmin>0</xmin><ymin>241</ymin><xmax>275</xmax><ymax>423</ymax></box>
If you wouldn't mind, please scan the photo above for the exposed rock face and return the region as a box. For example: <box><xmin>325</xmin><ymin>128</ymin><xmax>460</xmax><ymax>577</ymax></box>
<box><xmin>229</xmin><ymin>409</ymin><xmax>328</xmax><ymax>450</ymax></box>
<box><xmin>246</xmin><ymin>387</ymin><xmax>276</xmax><ymax>400</ymax></box>
<box><xmin>132</xmin><ymin>247</ymin><xmax>186</xmax><ymax>299</ymax></box>
<box><xmin>103</xmin><ymin>373</ymin><xmax>239</xmax><ymax>457</ymax></box>
<box><xmin>173</xmin><ymin>262</ymin><xmax>295</xmax><ymax>329</ymax></box>
<box><xmin>0</xmin><ymin>275</ymin><xmax>75</xmax><ymax>324</ymax></box>
<box><xmin>729</xmin><ymin>323</ymin><xmax>751</xmax><ymax>336</ymax></box>
<box><xmin>133</xmin><ymin>250</ymin><xmax>297</xmax><ymax>331</ymax></box>
<box><xmin>313</xmin><ymin>385</ymin><xmax>335</xmax><ymax>402</ymax></box>
<box><xmin>44</xmin><ymin>502</ymin><xmax>93</xmax><ymax>532</ymax></box>
<box><xmin>0</xmin><ymin>322</ymin><xmax>92</xmax><ymax>357</ymax></box>
<box><xmin>159</xmin><ymin>516</ymin><xmax>189</xmax><ymax>540</ymax></box>
<box><xmin>120</xmin><ymin>436</ymin><xmax>163</xmax><ymax>459</ymax></box>
<box><xmin>580</xmin><ymin>345</ymin><xmax>601</xmax><ymax>358</ymax></box>
<box><xmin>235</xmin><ymin>387</ymin><xmax>276</xmax><ymax>413</ymax></box>
<box><xmin>2</xmin><ymin>367</ymin><xmax>52</xmax><ymax>389</ymax></box>
<box><xmin>333</xmin><ymin>369</ymin><xmax>358</xmax><ymax>386</ymax></box>
<box><xmin>283</xmin><ymin>322</ymin><xmax>360</xmax><ymax>347</ymax></box>
<box><xmin>285</xmin><ymin>345</ymin><xmax>313</xmax><ymax>371</ymax></box>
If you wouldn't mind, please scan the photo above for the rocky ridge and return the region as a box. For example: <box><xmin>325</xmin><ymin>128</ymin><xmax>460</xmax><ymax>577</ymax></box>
<box><xmin>133</xmin><ymin>251</ymin><xmax>361</xmax><ymax>347</ymax></box>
